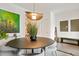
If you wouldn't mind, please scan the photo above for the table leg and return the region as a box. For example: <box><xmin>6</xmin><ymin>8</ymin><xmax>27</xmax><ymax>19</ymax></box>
<box><xmin>16</xmin><ymin>48</ymin><xmax>21</xmax><ymax>56</ymax></box>
<box><xmin>61</xmin><ymin>38</ymin><xmax>63</xmax><ymax>43</ymax></box>
<box><xmin>78</xmin><ymin>41</ymin><xmax>79</xmax><ymax>46</ymax></box>
<box><xmin>32</xmin><ymin>49</ymin><xmax>34</xmax><ymax>53</ymax></box>
<box><xmin>43</xmin><ymin>47</ymin><xmax>46</xmax><ymax>56</ymax></box>
<box><xmin>41</xmin><ymin>48</ymin><xmax>43</xmax><ymax>53</ymax></box>
<box><xmin>17</xmin><ymin>48</ymin><xmax>20</xmax><ymax>53</ymax></box>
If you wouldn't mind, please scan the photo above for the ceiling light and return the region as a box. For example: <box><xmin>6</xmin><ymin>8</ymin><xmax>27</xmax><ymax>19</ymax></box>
<box><xmin>26</xmin><ymin>3</ymin><xmax>43</xmax><ymax>21</ymax></box>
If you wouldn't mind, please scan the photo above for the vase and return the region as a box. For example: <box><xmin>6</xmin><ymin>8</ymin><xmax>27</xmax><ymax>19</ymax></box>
<box><xmin>30</xmin><ymin>35</ymin><xmax>37</xmax><ymax>41</ymax></box>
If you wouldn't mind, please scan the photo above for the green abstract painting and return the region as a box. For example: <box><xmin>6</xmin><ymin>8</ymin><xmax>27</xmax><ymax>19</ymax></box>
<box><xmin>0</xmin><ymin>9</ymin><xmax>20</xmax><ymax>33</ymax></box>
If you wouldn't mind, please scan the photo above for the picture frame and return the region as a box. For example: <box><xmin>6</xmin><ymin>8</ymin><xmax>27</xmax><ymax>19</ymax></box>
<box><xmin>0</xmin><ymin>9</ymin><xmax>20</xmax><ymax>33</ymax></box>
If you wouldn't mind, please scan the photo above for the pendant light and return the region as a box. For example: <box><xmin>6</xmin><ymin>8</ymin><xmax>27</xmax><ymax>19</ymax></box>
<box><xmin>26</xmin><ymin>3</ymin><xmax>43</xmax><ymax>21</ymax></box>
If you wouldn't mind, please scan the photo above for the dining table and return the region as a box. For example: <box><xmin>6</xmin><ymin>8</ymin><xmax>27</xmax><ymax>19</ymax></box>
<box><xmin>6</xmin><ymin>37</ymin><xmax>55</xmax><ymax>55</ymax></box>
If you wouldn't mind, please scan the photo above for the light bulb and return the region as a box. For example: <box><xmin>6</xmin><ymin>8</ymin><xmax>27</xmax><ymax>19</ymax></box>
<box><xmin>32</xmin><ymin>13</ymin><xmax>37</xmax><ymax>20</ymax></box>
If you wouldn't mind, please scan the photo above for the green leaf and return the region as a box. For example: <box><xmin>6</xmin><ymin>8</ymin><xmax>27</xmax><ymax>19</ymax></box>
<box><xmin>0</xmin><ymin>30</ymin><xmax>8</xmax><ymax>40</ymax></box>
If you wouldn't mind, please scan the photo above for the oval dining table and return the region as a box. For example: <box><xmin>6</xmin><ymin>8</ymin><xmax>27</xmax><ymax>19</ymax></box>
<box><xmin>6</xmin><ymin>37</ymin><xmax>55</xmax><ymax>56</ymax></box>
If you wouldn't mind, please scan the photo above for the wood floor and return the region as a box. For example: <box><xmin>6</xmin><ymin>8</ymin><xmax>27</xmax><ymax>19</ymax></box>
<box><xmin>57</xmin><ymin>43</ymin><xmax>79</xmax><ymax>56</ymax></box>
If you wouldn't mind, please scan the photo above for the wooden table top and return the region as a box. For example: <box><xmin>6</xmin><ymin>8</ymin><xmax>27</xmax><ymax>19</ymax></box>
<box><xmin>6</xmin><ymin>37</ymin><xmax>55</xmax><ymax>49</ymax></box>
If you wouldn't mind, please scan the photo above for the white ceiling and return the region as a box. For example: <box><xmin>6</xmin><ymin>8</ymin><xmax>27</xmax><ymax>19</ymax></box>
<box><xmin>14</xmin><ymin>3</ymin><xmax>79</xmax><ymax>13</ymax></box>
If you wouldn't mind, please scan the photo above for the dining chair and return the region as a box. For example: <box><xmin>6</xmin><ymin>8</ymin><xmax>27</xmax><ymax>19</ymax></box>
<box><xmin>34</xmin><ymin>49</ymin><xmax>44</xmax><ymax>56</ymax></box>
<box><xmin>18</xmin><ymin>49</ymin><xmax>32</xmax><ymax>56</ymax></box>
<box><xmin>45</xmin><ymin>27</ymin><xmax>58</xmax><ymax>56</ymax></box>
<box><xmin>45</xmin><ymin>41</ymin><xmax>57</xmax><ymax>56</ymax></box>
<box><xmin>18</xmin><ymin>49</ymin><xmax>26</xmax><ymax>56</ymax></box>
<box><xmin>18</xmin><ymin>49</ymin><xmax>44</xmax><ymax>56</ymax></box>
<box><xmin>33</xmin><ymin>48</ymin><xmax>42</xmax><ymax>53</ymax></box>
<box><xmin>0</xmin><ymin>46</ymin><xmax>17</xmax><ymax>56</ymax></box>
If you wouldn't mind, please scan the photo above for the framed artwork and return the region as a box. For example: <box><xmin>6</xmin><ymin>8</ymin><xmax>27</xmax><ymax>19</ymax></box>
<box><xmin>0</xmin><ymin>9</ymin><xmax>20</xmax><ymax>33</ymax></box>
<box><xmin>71</xmin><ymin>19</ymin><xmax>79</xmax><ymax>31</ymax></box>
<box><xmin>60</xmin><ymin>21</ymin><xmax>68</xmax><ymax>32</ymax></box>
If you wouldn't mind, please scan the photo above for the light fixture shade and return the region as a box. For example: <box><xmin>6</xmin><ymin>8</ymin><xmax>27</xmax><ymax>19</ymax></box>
<box><xmin>26</xmin><ymin>12</ymin><xmax>43</xmax><ymax>20</ymax></box>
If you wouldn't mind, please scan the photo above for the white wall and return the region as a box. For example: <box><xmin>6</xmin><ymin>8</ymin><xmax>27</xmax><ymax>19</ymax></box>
<box><xmin>0</xmin><ymin>3</ymin><xmax>26</xmax><ymax>37</ymax></box>
<box><xmin>37</xmin><ymin>10</ymin><xmax>51</xmax><ymax>38</ymax></box>
<box><xmin>56</xmin><ymin>9</ymin><xmax>79</xmax><ymax>39</ymax></box>
<box><xmin>37</xmin><ymin>10</ymin><xmax>55</xmax><ymax>39</ymax></box>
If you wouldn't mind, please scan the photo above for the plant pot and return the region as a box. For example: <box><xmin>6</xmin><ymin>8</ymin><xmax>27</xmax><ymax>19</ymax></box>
<box><xmin>30</xmin><ymin>35</ymin><xmax>37</xmax><ymax>41</ymax></box>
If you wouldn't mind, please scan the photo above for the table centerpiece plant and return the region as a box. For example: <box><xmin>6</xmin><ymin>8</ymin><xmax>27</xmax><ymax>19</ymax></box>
<box><xmin>27</xmin><ymin>22</ymin><xmax>38</xmax><ymax>41</ymax></box>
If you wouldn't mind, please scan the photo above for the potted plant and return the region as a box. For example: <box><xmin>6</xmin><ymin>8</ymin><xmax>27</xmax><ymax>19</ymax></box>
<box><xmin>0</xmin><ymin>30</ymin><xmax>8</xmax><ymax>46</ymax></box>
<box><xmin>0</xmin><ymin>30</ymin><xmax>8</xmax><ymax>40</ymax></box>
<box><xmin>27</xmin><ymin>23</ymin><xmax>38</xmax><ymax>41</ymax></box>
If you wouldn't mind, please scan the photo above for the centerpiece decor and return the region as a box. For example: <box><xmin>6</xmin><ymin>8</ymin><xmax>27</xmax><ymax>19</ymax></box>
<box><xmin>27</xmin><ymin>22</ymin><xmax>38</xmax><ymax>41</ymax></box>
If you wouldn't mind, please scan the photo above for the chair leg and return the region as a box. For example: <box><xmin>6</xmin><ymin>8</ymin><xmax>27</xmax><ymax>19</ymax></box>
<box><xmin>52</xmin><ymin>51</ymin><xmax>57</xmax><ymax>56</ymax></box>
<box><xmin>55</xmin><ymin>51</ymin><xmax>57</xmax><ymax>56</ymax></box>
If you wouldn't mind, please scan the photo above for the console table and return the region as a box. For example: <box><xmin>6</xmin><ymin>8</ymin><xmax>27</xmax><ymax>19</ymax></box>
<box><xmin>61</xmin><ymin>37</ymin><xmax>79</xmax><ymax>46</ymax></box>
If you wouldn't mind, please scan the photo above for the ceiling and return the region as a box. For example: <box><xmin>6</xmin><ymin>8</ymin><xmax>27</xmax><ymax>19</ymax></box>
<box><xmin>14</xmin><ymin>3</ymin><xmax>79</xmax><ymax>13</ymax></box>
